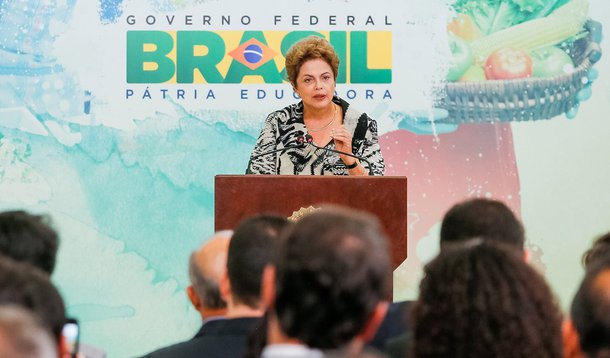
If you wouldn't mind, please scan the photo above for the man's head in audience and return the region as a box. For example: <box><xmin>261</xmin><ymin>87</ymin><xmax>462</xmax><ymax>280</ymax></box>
<box><xmin>412</xmin><ymin>241</ymin><xmax>563</xmax><ymax>358</ymax></box>
<box><xmin>0</xmin><ymin>210</ymin><xmax>59</xmax><ymax>274</ymax></box>
<box><xmin>263</xmin><ymin>207</ymin><xmax>391</xmax><ymax>353</ymax></box>
<box><xmin>0</xmin><ymin>256</ymin><xmax>66</xmax><ymax>344</ymax></box>
<box><xmin>582</xmin><ymin>232</ymin><xmax>610</xmax><ymax>269</ymax></box>
<box><xmin>0</xmin><ymin>305</ymin><xmax>58</xmax><ymax>358</ymax></box>
<box><xmin>223</xmin><ymin>215</ymin><xmax>289</xmax><ymax>315</ymax></box>
<box><xmin>440</xmin><ymin>198</ymin><xmax>525</xmax><ymax>252</ymax></box>
<box><xmin>570</xmin><ymin>255</ymin><xmax>610</xmax><ymax>358</ymax></box>
<box><xmin>186</xmin><ymin>230</ymin><xmax>232</xmax><ymax>320</ymax></box>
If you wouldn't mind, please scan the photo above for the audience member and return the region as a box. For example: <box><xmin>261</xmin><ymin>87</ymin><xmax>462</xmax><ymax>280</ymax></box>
<box><xmin>0</xmin><ymin>210</ymin><xmax>59</xmax><ymax>274</ymax></box>
<box><xmin>0</xmin><ymin>211</ymin><xmax>105</xmax><ymax>358</ymax></box>
<box><xmin>186</xmin><ymin>230</ymin><xmax>232</xmax><ymax>322</ymax></box>
<box><xmin>569</xmin><ymin>255</ymin><xmax>610</xmax><ymax>357</ymax></box>
<box><xmin>582</xmin><ymin>231</ymin><xmax>610</xmax><ymax>269</ymax></box>
<box><xmin>261</xmin><ymin>207</ymin><xmax>392</xmax><ymax>357</ymax></box>
<box><xmin>0</xmin><ymin>256</ymin><xmax>66</xmax><ymax>343</ymax></box>
<box><xmin>440</xmin><ymin>198</ymin><xmax>525</xmax><ymax>251</ymax></box>
<box><xmin>411</xmin><ymin>241</ymin><xmax>563</xmax><ymax>358</ymax></box>
<box><xmin>139</xmin><ymin>231</ymin><xmax>232</xmax><ymax>356</ymax></box>
<box><xmin>0</xmin><ymin>305</ymin><xmax>58</xmax><ymax>358</ymax></box>
<box><xmin>367</xmin><ymin>300</ymin><xmax>411</xmax><ymax>351</ymax></box>
<box><xmin>385</xmin><ymin>198</ymin><xmax>526</xmax><ymax>357</ymax></box>
<box><xmin>142</xmin><ymin>215</ymin><xmax>289</xmax><ymax>358</ymax></box>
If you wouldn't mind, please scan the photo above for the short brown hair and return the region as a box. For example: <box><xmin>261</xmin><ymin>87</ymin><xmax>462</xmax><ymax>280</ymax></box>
<box><xmin>274</xmin><ymin>206</ymin><xmax>391</xmax><ymax>349</ymax></box>
<box><xmin>284</xmin><ymin>36</ymin><xmax>340</xmax><ymax>87</ymax></box>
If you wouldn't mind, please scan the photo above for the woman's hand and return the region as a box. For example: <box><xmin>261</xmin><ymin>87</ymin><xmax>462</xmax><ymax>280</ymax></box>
<box><xmin>330</xmin><ymin>126</ymin><xmax>355</xmax><ymax>165</ymax></box>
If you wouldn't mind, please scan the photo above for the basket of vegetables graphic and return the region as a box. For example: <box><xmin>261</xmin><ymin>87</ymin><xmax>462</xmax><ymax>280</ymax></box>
<box><xmin>438</xmin><ymin>0</ymin><xmax>602</xmax><ymax>123</ymax></box>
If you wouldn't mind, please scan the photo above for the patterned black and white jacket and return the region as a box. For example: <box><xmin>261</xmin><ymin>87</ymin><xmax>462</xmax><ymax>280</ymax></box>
<box><xmin>246</xmin><ymin>96</ymin><xmax>385</xmax><ymax>176</ymax></box>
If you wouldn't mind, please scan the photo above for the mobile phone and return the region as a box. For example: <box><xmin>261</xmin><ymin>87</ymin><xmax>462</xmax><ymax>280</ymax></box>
<box><xmin>62</xmin><ymin>318</ymin><xmax>80</xmax><ymax>358</ymax></box>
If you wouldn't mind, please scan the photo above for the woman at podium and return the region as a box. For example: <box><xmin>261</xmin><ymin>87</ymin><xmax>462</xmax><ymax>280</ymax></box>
<box><xmin>246</xmin><ymin>36</ymin><xmax>385</xmax><ymax>176</ymax></box>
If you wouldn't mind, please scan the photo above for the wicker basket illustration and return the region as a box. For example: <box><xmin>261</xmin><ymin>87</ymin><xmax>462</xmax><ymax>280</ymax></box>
<box><xmin>438</xmin><ymin>20</ymin><xmax>601</xmax><ymax>123</ymax></box>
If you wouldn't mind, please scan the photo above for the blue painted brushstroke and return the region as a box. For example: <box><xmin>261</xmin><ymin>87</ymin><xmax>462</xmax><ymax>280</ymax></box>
<box><xmin>0</xmin><ymin>1</ymin><xmax>7</xmax><ymax>24</ymax></box>
<box><xmin>68</xmin><ymin>304</ymin><xmax>136</xmax><ymax>321</ymax></box>
<box><xmin>2</xmin><ymin>108</ymin><xmax>256</xmax><ymax>284</ymax></box>
<box><xmin>0</xmin><ymin>64</ymin><xmax>63</xmax><ymax>76</ymax></box>
<box><xmin>0</xmin><ymin>0</ymin><xmax>259</xmax><ymax>355</ymax></box>
<box><xmin>68</xmin><ymin>113</ymin><xmax>253</xmax><ymax>286</ymax></box>
<box><xmin>99</xmin><ymin>0</ymin><xmax>124</xmax><ymax>24</ymax></box>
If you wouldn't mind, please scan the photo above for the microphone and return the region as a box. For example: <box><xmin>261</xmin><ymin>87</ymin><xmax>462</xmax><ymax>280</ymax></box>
<box><xmin>248</xmin><ymin>136</ymin><xmax>307</xmax><ymax>162</ymax></box>
<box><xmin>303</xmin><ymin>134</ymin><xmax>374</xmax><ymax>175</ymax></box>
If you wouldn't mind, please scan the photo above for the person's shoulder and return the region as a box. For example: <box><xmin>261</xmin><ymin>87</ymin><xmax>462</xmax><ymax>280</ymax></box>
<box><xmin>140</xmin><ymin>325</ymin><xmax>253</xmax><ymax>358</ymax></box>
<box><xmin>166</xmin><ymin>319</ymin><xmax>258</xmax><ymax>358</ymax></box>
<box><xmin>337</xmin><ymin>96</ymin><xmax>372</xmax><ymax>125</ymax></box>
<box><xmin>334</xmin><ymin>96</ymin><xmax>351</xmax><ymax>113</ymax></box>
<box><xmin>139</xmin><ymin>339</ymin><xmax>196</xmax><ymax>358</ymax></box>
<box><xmin>204</xmin><ymin>316</ymin><xmax>260</xmax><ymax>335</ymax></box>
<box><xmin>266</xmin><ymin>102</ymin><xmax>301</xmax><ymax>123</ymax></box>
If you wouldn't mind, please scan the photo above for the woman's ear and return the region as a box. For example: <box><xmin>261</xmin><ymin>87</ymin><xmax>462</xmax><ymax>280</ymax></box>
<box><xmin>290</xmin><ymin>81</ymin><xmax>298</xmax><ymax>94</ymax></box>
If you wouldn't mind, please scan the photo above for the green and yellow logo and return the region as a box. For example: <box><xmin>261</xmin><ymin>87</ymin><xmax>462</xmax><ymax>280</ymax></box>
<box><xmin>126</xmin><ymin>31</ymin><xmax>392</xmax><ymax>84</ymax></box>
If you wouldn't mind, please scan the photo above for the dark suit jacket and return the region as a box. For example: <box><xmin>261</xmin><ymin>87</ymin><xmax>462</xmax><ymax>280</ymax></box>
<box><xmin>141</xmin><ymin>317</ymin><xmax>260</xmax><ymax>358</ymax></box>
<box><xmin>367</xmin><ymin>300</ymin><xmax>412</xmax><ymax>351</ymax></box>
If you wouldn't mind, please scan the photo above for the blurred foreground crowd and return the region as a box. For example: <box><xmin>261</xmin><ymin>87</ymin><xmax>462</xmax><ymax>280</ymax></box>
<box><xmin>1</xmin><ymin>199</ymin><xmax>609</xmax><ymax>358</ymax></box>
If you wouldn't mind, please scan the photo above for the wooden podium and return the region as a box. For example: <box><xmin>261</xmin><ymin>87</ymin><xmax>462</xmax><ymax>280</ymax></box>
<box><xmin>215</xmin><ymin>175</ymin><xmax>407</xmax><ymax>269</ymax></box>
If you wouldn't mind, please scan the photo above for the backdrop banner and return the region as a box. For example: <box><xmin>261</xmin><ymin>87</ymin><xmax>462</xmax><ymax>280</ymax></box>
<box><xmin>0</xmin><ymin>0</ymin><xmax>608</xmax><ymax>356</ymax></box>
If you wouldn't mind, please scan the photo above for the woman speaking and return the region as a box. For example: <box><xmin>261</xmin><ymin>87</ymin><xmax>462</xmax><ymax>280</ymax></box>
<box><xmin>246</xmin><ymin>36</ymin><xmax>385</xmax><ymax>176</ymax></box>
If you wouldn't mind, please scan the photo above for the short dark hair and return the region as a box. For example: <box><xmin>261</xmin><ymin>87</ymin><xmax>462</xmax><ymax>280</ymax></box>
<box><xmin>274</xmin><ymin>207</ymin><xmax>391</xmax><ymax>349</ymax></box>
<box><xmin>227</xmin><ymin>215</ymin><xmax>290</xmax><ymax>309</ymax></box>
<box><xmin>0</xmin><ymin>210</ymin><xmax>59</xmax><ymax>274</ymax></box>
<box><xmin>440</xmin><ymin>199</ymin><xmax>524</xmax><ymax>250</ymax></box>
<box><xmin>582</xmin><ymin>232</ymin><xmax>610</xmax><ymax>269</ymax></box>
<box><xmin>0</xmin><ymin>256</ymin><xmax>66</xmax><ymax>342</ymax></box>
<box><xmin>571</xmin><ymin>255</ymin><xmax>610</xmax><ymax>357</ymax></box>
<box><xmin>412</xmin><ymin>241</ymin><xmax>563</xmax><ymax>358</ymax></box>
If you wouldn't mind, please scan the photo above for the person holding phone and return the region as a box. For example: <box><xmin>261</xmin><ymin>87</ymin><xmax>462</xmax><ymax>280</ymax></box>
<box><xmin>62</xmin><ymin>318</ymin><xmax>80</xmax><ymax>358</ymax></box>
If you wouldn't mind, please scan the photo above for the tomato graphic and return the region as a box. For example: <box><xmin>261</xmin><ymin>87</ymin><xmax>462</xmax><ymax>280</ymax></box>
<box><xmin>484</xmin><ymin>48</ymin><xmax>533</xmax><ymax>80</ymax></box>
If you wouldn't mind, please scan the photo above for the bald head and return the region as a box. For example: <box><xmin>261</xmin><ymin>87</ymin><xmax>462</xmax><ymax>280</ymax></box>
<box><xmin>193</xmin><ymin>231</ymin><xmax>231</xmax><ymax>283</ymax></box>
<box><xmin>188</xmin><ymin>231</ymin><xmax>232</xmax><ymax>316</ymax></box>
